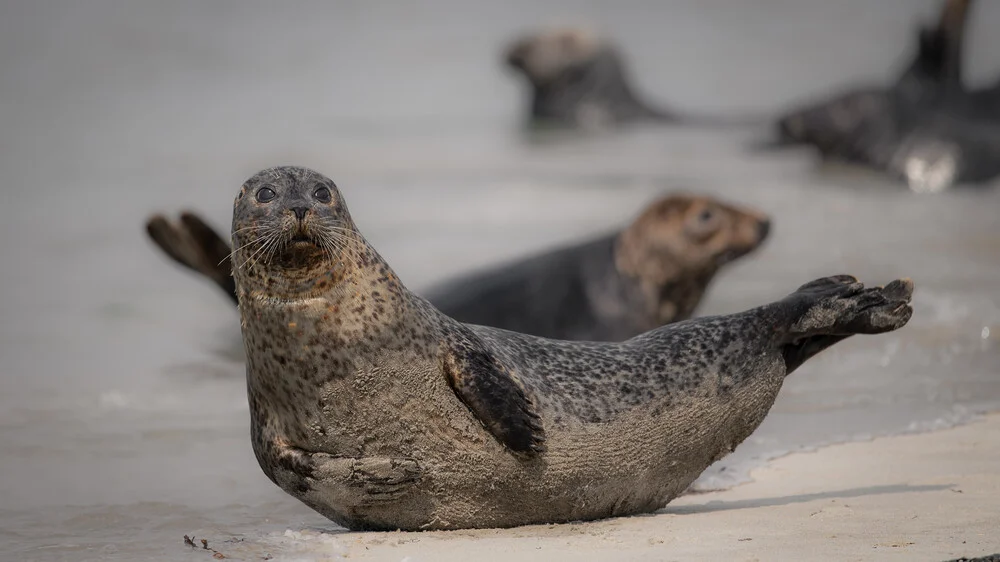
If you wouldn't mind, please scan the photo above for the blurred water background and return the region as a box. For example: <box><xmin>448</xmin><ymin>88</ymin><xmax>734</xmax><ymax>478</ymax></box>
<box><xmin>1</xmin><ymin>1</ymin><xmax>998</xmax><ymax>560</ymax></box>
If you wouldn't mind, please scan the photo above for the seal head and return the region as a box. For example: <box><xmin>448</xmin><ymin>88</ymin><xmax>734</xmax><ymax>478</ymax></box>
<box><xmin>614</xmin><ymin>194</ymin><xmax>770</xmax><ymax>326</ymax></box>
<box><xmin>231</xmin><ymin>166</ymin><xmax>357</xmax><ymax>299</ymax></box>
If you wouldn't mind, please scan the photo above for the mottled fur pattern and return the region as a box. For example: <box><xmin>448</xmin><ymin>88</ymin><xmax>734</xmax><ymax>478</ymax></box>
<box><xmin>232</xmin><ymin>166</ymin><xmax>913</xmax><ymax>531</ymax></box>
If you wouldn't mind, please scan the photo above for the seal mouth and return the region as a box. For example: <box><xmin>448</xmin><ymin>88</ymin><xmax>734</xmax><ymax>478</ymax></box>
<box><xmin>276</xmin><ymin>232</ymin><xmax>328</xmax><ymax>269</ymax></box>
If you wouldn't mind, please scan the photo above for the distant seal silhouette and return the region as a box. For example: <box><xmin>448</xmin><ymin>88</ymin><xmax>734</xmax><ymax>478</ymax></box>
<box><xmin>146</xmin><ymin>193</ymin><xmax>770</xmax><ymax>341</ymax></box>
<box><xmin>769</xmin><ymin>0</ymin><xmax>1000</xmax><ymax>191</ymax></box>
<box><xmin>504</xmin><ymin>28</ymin><xmax>672</xmax><ymax>128</ymax></box>
<box><xmin>229</xmin><ymin>165</ymin><xmax>913</xmax><ymax>531</ymax></box>
<box><xmin>504</xmin><ymin>28</ymin><xmax>760</xmax><ymax>130</ymax></box>
<box><xmin>427</xmin><ymin>194</ymin><xmax>770</xmax><ymax>341</ymax></box>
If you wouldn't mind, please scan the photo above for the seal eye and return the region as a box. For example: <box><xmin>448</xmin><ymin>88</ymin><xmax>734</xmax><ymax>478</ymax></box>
<box><xmin>256</xmin><ymin>187</ymin><xmax>276</xmax><ymax>203</ymax></box>
<box><xmin>685</xmin><ymin>206</ymin><xmax>722</xmax><ymax>240</ymax></box>
<box><xmin>313</xmin><ymin>186</ymin><xmax>332</xmax><ymax>203</ymax></box>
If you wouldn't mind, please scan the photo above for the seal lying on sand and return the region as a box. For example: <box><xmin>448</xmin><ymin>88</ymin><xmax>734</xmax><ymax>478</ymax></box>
<box><xmin>769</xmin><ymin>0</ymin><xmax>1000</xmax><ymax>191</ymax></box>
<box><xmin>504</xmin><ymin>28</ymin><xmax>758</xmax><ymax>130</ymax></box>
<box><xmin>229</xmin><ymin>165</ymin><xmax>913</xmax><ymax>531</ymax></box>
<box><xmin>146</xmin><ymin>193</ymin><xmax>769</xmax><ymax>341</ymax></box>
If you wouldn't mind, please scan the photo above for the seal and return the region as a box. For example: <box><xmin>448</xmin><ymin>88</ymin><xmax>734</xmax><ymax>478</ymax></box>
<box><xmin>146</xmin><ymin>193</ymin><xmax>770</xmax><ymax>341</ymax></box>
<box><xmin>768</xmin><ymin>0</ymin><xmax>1000</xmax><ymax>191</ymax></box>
<box><xmin>427</xmin><ymin>194</ymin><xmax>770</xmax><ymax>341</ymax></box>
<box><xmin>505</xmin><ymin>28</ymin><xmax>764</xmax><ymax>130</ymax></box>
<box><xmin>504</xmin><ymin>28</ymin><xmax>673</xmax><ymax>129</ymax></box>
<box><xmin>229</xmin><ymin>165</ymin><xmax>913</xmax><ymax>531</ymax></box>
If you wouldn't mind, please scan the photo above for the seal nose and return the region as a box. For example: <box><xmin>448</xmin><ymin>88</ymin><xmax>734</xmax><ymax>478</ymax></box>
<box><xmin>757</xmin><ymin>218</ymin><xmax>771</xmax><ymax>241</ymax></box>
<box><xmin>506</xmin><ymin>43</ymin><xmax>528</xmax><ymax>69</ymax></box>
<box><xmin>291</xmin><ymin>207</ymin><xmax>309</xmax><ymax>221</ymax></box>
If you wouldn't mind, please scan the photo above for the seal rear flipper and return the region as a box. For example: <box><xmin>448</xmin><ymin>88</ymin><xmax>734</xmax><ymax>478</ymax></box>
<box><xmin>145</xmin><ymin>211</ymin><xmax>238</xmax><ymax>304</ymax></box>
<box><xmin>776</xmin><ymin>276</ymin><xmax>914</xmax><ymax>374</ymax></box>
<box><xmin>441</xmin><ymin>340</ymin><xmax>546</xmax><ymax>455</ymax></box>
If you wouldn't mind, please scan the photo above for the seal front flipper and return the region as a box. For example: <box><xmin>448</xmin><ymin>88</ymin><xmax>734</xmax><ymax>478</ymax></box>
<box><xmin>308</xmin><ymin>453</ymin><xmax>423</xmax><ymax>504</ymax></box>
<box><xmin>270</xmin><ymin>444</ymin><xmax>422</xmax><ymax>505</ymax></box>
<box><xmin>776</xmin><ymin>275</ymin><xmax>915</xmax><ymax>373</ymax></box>
<box><xmin>440</xmin><ymin>334</ymin><xmax>546</xmax><ymax>455</ymax></box>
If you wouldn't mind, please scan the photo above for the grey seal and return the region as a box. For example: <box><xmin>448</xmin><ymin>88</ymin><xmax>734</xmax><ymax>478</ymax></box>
<box><xmin>146</xmin><ymin>193</ymin><xmax>769</xmax><ymax>341</ymax></box>
<box><xmin>768</xmin><ymin>0</ymin><xmax>1000</xmax><ymax>191</ymax></box>
<box><xmin>505</xmin><ymin>28</ymin><xmax>759</xmax><ymax>130</ymax></box>
<box><xmin>229</xmin><ymin>165</ymin><xmax>913</xmax><ymax>531</ymax></box>
<box><xmin>505</xmin><ymin>28</ymin><xmax>673</xmax><ymax>129</ymax></box>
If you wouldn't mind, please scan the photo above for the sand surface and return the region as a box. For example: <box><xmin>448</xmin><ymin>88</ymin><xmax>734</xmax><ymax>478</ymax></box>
<box><xmin>200</xmin><ymin>415</ymin><xmax>1000</xmax><ymax>562</ymax></box>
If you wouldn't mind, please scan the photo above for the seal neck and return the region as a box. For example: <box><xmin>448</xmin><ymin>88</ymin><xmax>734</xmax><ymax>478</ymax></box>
<box><xmin>234</xmin><ymin>236</ymin><xmax>405</xmax><ymax>315</ymax></box>
<box><xmin>612</xmin><ymin>232</ymin><xmax>716</xmax><ymax>325</ymax></box>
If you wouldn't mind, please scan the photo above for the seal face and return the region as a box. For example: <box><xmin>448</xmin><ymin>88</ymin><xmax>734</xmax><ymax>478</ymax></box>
<box><xmin>428</xmin><ymin>194</ymin><xmax>770</xmax><ymax>341</ymax></box>
<box><xmin>504</xmin><ymin>28</ymin><xmax>673</xmax><ymax>128</ymax></box>
<box><xmin>231</xmin><ymin>165</ymin><xmax>914</xmax><ymax>532</ymax></box>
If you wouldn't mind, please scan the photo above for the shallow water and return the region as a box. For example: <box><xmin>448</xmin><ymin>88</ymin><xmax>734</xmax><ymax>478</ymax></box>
<box><xmin>1</xmin><ymin>0</ymin><xmax>999</xmax><ymax>560</ymax></box>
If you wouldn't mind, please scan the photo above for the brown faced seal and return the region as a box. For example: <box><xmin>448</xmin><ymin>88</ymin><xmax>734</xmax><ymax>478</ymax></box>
<box><xmin>426</xmin><ymin>194</ymin><xmax>769</xmax><ymax>341</ymax></box>
<box><xmin>229</xmin><ymin>165</ymin><xmax>913</xmax><ymax>531</ymax></box>
<box><xmin>146</xmin><ymin>193</ymin><xmax>769</xmax><ymax>341</ymax></box>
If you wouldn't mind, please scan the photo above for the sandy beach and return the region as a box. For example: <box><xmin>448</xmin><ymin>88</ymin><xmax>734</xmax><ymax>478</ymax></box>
<box><xmin>214</xmin><ymin>415</ymin><xmax>1000</xmax><ymax>562</ymax></box>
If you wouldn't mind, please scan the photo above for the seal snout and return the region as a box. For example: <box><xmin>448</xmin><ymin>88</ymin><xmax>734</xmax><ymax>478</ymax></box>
<box><xmin>505</xmin><ymin>40</ymin><xmax>528</xmax><ymax>70</ymax></box>
<box><xmin>756</xmin><ymin>218</ymin><xmax>771</xmax><ymax>242</ymax></box>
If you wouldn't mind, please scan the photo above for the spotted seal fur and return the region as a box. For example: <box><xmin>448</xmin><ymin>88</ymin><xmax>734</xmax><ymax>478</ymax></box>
<box><xmin>146</xmin><ymin>193</ymin><xmax>769</xmax><ymax>341</ymax></box>
<box><xmin>227</xmin><ymin>165</ymin><xmax>913</xmax><ymax>531</ymax></box>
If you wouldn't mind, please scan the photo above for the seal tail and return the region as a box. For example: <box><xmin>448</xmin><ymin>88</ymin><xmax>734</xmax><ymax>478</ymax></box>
<box><xmin>145</xmin><ymin>211</ymin><xmax>238</xmax><ymax>304</ymax></box>
<box><xmin>899</xmin><ymin>0</ymin><xmax>971</xmax><ymax>96</ymax></box>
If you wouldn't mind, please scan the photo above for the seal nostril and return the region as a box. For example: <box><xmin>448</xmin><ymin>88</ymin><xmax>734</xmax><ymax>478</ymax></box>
<box><xmin>292</xmin><ymin>207</ymin><xmax>309</xmax><ymax>221</ymax></box>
